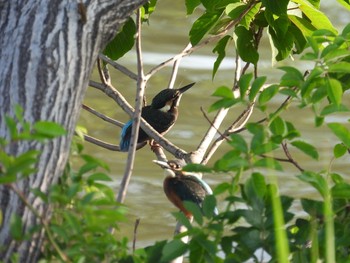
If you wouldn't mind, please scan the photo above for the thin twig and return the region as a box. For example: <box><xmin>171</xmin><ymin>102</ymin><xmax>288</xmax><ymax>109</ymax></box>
<box><xmin>200</xmin><ymin>107</ymin><xmax>230</xmax><ymax>142</ymax></box>
<box><xmin>132</xmin><ymin>218</ymin><xmax>141</xmax><ymax>253</ymax></box>
<box><xmin>82</xmin><ymin>133</ymin><xmax>147</xmax><ymax>151</ymax></box>
<box><xmin>281</xmin><ymin>141</ymin><xmax>305</xmax><ymax>172</ymax></box>
<box><xmin>82</xmin><ymin>104</ymin><xmax>124</xmax><ymax>127</ymax></box>
<box><xmin>99</xmin><ymin>54</ymin><xmax>138</xmax><ymax>80</ymax></box>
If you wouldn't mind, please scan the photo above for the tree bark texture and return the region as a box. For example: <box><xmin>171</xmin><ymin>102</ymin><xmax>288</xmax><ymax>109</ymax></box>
<box><xmin>0</xmin><ymin>0</ymin><xmax>146</xmax><ymax>261</ymax></box>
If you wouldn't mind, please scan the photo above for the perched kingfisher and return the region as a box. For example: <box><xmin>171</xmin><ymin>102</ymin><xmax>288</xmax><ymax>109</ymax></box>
<box><xmin>153</xmin><ymin>159</ymin><xmax>218</xmax><ymax>218</ymax></box>
<box><xmin>120</xmin><ymin>83</ymin><xmax>195</xmax><ymax>152</ymax></box>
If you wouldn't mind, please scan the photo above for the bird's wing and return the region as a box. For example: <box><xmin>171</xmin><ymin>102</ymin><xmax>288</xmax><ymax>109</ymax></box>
<box><xmin>120</xmin><ymin>120</ymin><xmax>133</xmax><ymax>151</ymax></box>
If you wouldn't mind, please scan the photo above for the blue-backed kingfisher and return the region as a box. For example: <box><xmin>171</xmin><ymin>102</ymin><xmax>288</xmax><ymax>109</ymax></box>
<box><xmin>153</xmin><ymin>159</ymin><xmax>218</xmax><ymax>218</ymax></box>
<box><xmin>120</xmin><ymin>83</ymin><xmax>195</xmax><ymax>152</ymax></box>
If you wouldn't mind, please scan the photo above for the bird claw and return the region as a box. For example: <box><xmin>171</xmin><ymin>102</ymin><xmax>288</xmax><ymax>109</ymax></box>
<box><xmin>149</xmin><ymin>140</ymin><xmax>161</xmax><ymax>152</ymax></box>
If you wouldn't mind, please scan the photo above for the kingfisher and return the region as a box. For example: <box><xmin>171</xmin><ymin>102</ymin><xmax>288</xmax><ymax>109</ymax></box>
<box><xmin>120</xmin><ymin>83</ymin><xmax>195</xmax><ymax>152</ymax></box>
<box><xmin>153</xmin><ymin>159</ymin><xmax>218</xmax><ymax>218</ymax></box>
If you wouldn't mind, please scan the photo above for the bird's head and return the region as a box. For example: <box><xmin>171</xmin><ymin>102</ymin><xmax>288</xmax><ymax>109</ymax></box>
<box><xmin>153</xmin><ymin>159</ymin><xmax>201</xmax><ymax>178</ymax></box>
<box><xmin>151</xmin><ymin>83</ymin><xmax>195</xmax><ymax>111</ymax></box>
<box><xmin>152</xmin><ymin>159</ymin><xmax>186</xmax><ymax>178</ymax></box>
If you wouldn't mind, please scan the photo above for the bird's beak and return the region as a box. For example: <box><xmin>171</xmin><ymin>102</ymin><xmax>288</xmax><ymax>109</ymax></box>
<box><xmin>153</xmin><ymin>160</ymin><xmax>176</xmax><ymax>177</ymax></box>
<box><xmin>152</xmin><ymin>160</ymin><xmax>171</xmax><ymax>169</ymax></box>
<box><xmin>174</xmin><ymin>82</ymin><xmax>195</xmax><ymax>106</ymax></box>
<box><xmin>178</xmin><ymin>82</ymin><xmax>195</xmax><ymax>94</ymax></box>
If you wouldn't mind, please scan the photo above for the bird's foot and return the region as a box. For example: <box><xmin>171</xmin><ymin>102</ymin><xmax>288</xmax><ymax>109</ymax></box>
<box><xmin>149</xmin><ymin>140</ymin><xmax>161</xmax><ymax>152</ymax></box>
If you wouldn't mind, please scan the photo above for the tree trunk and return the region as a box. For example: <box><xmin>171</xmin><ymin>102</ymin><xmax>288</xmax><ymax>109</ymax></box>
<box><xmin>0</xmin><ymin>0</ymin><xmax>146</xmax><ymax>261</ymax></box>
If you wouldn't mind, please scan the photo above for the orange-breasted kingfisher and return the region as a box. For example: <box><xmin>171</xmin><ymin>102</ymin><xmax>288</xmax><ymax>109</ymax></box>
<box><xmin>153</xmin><ymin>159</ymin><xmax>218</xmax><ymax>218</ymax></box>
<box><xmin>119</xmin><ymin>83</ymin><xmax>195</xmax><ymax>152</ymax></box>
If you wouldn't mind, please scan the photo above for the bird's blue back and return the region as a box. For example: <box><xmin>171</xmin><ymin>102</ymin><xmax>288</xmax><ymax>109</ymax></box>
<box><xmin>120</xmin><ymin>120</ymin><xmax>133</xmax><ymax>152</ymax></box>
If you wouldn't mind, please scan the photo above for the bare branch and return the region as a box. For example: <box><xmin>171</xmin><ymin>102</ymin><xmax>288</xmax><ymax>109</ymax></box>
<box><xmin>117</xmin><ymin>9</ymin><xmax>146</xmax><ymax>204</ymax></box>
<box><xmin>82</xmin><ymin>104</ymin><xmax>124</xmax><ymax>128</ymax></box>
<box><xmin>281</xmin><ymin>141</ymin><xmax>305</xmax><ymax>172</ymax></box>
<box><xmin>99</xmin><ymin>53</ymin><xmax>138</xmax><ymax>80</ymax></box>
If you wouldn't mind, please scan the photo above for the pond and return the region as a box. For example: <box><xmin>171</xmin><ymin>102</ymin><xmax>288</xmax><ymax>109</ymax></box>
<box><xmin>78</xmin><ymin>0</ymin><xmax>350</xmax><ymax>248</ymax></box>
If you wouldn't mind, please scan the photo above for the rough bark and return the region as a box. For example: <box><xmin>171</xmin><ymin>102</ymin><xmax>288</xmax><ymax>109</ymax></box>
<box><xmin>0</xmin><ymin>0</ymin><xmax>146</xmax><ymax>261</ymax></box>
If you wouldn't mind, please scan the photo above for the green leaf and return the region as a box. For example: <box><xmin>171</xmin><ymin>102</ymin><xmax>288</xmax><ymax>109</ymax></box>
<box><xmin>269</xmin><ymin>116</ymin><xmax>285</xmax><ymax>136</ymax></box>
<box><xmin>244</xmin><ymin>172</ymin><xmax>266</xmax><ymax>202</ymax></box>
<box><xmin>212</xmin><ymin>85</ymin><xmax>233</xmax><ymax>99</ymax></box>
<box><xmin>333</xmin><ymin>143</ymin><xmax>348</xmax><ymax>158</ymax></box>
<box><xmin>261</xmin><ymin>0</ymin><xmax>288</xmax><ymax>15</ymax></box>
<box><xmin>185</xmin><ymin>0</ymin><xmax>201</xmax><ymax>14</ymax></box>
<box><xmin>182</xmin><ymin>164</ymin><xmax>212</xmax><ymax>173</ymax></box>
<box><xmin>103</xmin><ymin>18</ymin><xmax>136</xmax><ymax>60</ymax></box>
<box><xmin>183</xmin><ymin>201</ymin><xmax>203</xmax><ymax>225</ymax></box>
<box><xmin>161</xmin><ymin>240</ymin><xmax>188</xmax><ymax>262</ymax></box>
<box><xmin>212</xmin><ymin>35</ymin><xmax>232</xmax><ymax>79</ymax></box>
<box><xmin>10</xmin><ymin>214</ymin><xmax>23</xmax><ymax>240</ymax></box>
<box><xmin>328</xmin><ymin>62</ymin><xmax>350</xmax><ymax>73</ymax></box>
<box><xmin>326</xmin><ymin>78</ymin><xmax>343</xmax><ymax>106</ymax></box>
<box><xmin>288</xmin><ymin>15</ymin><xmax>316</xmax><ymax>38</ymax></box>
<box><xmin>33</xmin><ymin>121</ymin><xmax>66</xmax><ymax>138</ymax></box>
<box><xmin>202</xmin><ymin>195</ymin><xmax>217</xmax><ymax>218</ymax></box>
<box><xmin>320</xmin><ymin>104</ymin><xmax>349</xmax><ymax>116</ymax></box>
<box><xmin>189</xmin><ymin>11</ymin><xmax>222</xmax><ymax>45</ymax></box>
<box><xmin>331</xmin><ymin>183</ymin><xmax>350</xmax><ymax>198</ymax></box>
<box><xmin>226</xmin><ymin>3</ymin><xmax>247</xmax><ymax>20</ymax></box>
<box><xmin>328</xmin><ymin>123</ymin><xmax>350</xmax><ymax>148</ymax></box>
<box><xmin>258</xmin><ymin>84</ymin><xmax>279</xmax><ymax>105</ymax></box>
<box><xmin>229</xmin><ymin>134</ymin><xmax>248</xmax><ymax>153</ymax></box>
<box><xmin>337</xmin><ymin>0</ymin><xmax>350</xmax><ymax>10</ymax></box>
<box><xmin>208</xmin><ymin>98</ymin><xmax>238</xmax><ymax>112</ymax></box>
<box><xmin>267</xmin><ymin>24</ymin><xmax>294</xmax><ymax>61</ymax></box>
<box><xmin>291</xmin><ymin>140</ymin><xmax>319</xmax><ymax>160</ymax></box>
<box><xmin>249</xmin><ymin>76</ymin><xmax>266</xmax><ymax>102</ymax></box>
<box><xmin>235</xmin><ymin>26</ymin><xmax>259</xmax><ymax>65</ymax></box>
<box><xmin>87</xmin><ymin>173</ymin><xmax>113</xmax><ymax>183</ymax></box>
<box><xmin>254</xmin><ymin>158</ymin><xmax>283</xmax><ymax>171</ymax></box>
<box><xmin>293</xmin><ymin>0</ymin><xmax>337</xmax><ymax>34</ymax></box>
<box><xmin>297</xmin><ymin>171</ymin><xmax>327</xmax><ymax>198</ymax></box>
<box><xmin>279</xmin><ymin>66</ymin><xmax>304</xmax><ymax>87</ymax></box>
<box><xmin>238</xmin><ymin>73</ymin><xmax>253</xmax><ymax>99</ymax></box>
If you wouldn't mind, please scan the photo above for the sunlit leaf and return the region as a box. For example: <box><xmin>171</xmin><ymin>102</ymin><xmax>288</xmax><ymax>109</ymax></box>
<box><xmin>333</xmin><ymin>143</ymin><xmax>348</xmax><ymax>158</ymax></box>
<box><xmin>336</xmin><ymin>0</ymin><xmax>350</xmax><ymax>11</ymax></box>
<box><xmin>328</xmin><ymin>123</ymin><xmax>350</xmax><ymax>148</ymax></box>
<box><xmin>326</xmin><ymin>78</ymin><xmax>343</xmax><ymax>106</ymax></box>
<box><xmin>212</xmin><ymin>85</ymin><xmax>233</xmax><ymax>99</ymax></box>
<box><xmin>293</xmin><ymin>0</ymin><xmax>337</xmax><ymax>34</ymax></box>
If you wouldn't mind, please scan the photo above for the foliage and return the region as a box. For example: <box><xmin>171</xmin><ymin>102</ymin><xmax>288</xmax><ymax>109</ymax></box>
<box><xmin>3</xmin><ymin>0</ymin><xmax>350</xmax><ymax>262</ymax></box>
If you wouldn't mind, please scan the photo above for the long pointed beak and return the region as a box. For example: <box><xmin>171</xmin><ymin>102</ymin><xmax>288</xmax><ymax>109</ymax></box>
<box><xmin>152</xmin><ymin>160</ymin><xmax>171</xmax><ymax>169</ymax></box>
<box><xmin>178</xmin><ymin>82</ymin><xmax>195</xmax><ymax>94</ymax></box>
